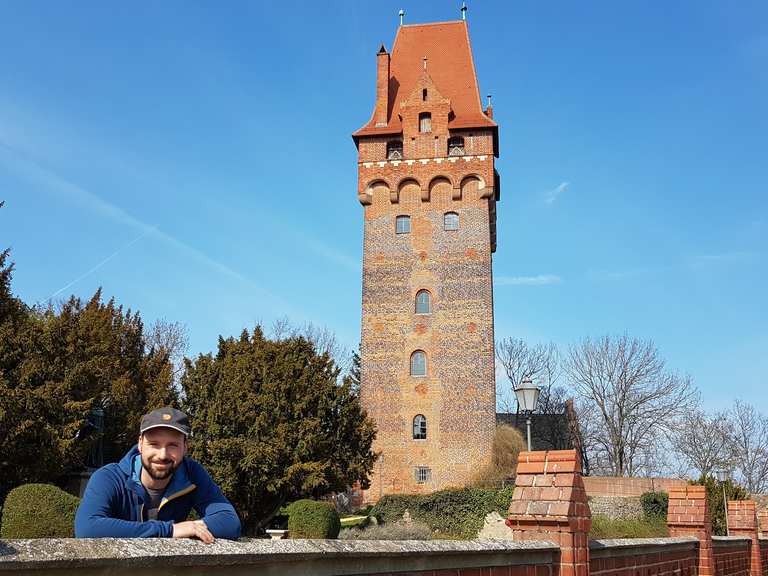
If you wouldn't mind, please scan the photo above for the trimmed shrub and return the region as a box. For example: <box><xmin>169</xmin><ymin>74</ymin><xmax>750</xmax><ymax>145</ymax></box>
<box><xmin>590</xmin><ymin>514</ymin><xmax>669</xmax><ymax>539</ymax></box>
<box><xmin>370</xmin><ymin>485</ymin><xmax>515</xmax><ymax>539</ymax></box>
<box><xmin>0</xmin><ymin>483</ymin><xmax>80</xmax><ymax>538</ymax></box>
<box><xmin>339</xmin><ymin>521</ymin><xmax>432</xmax><ymax>540</ymax></box>
<box><xmin>470</xmin><ymin>425</ymin><xmax>525</xmax><ymax>488</ymax></box>
<box><xmin>285</xmin><ymin>499</ymin><xmax>341</xmax><ymax>539</ymax></box>
<box><xmin>640</xmin><ymin>491</ymin><xmax>668</xmax><ymax>519</ymax></box>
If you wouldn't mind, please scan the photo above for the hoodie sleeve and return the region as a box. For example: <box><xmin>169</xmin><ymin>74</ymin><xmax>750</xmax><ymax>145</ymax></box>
<box><xmin>75</xmin><ymin>467</ymin><xmax>174</xmax><ymax>538</ymax></box>
<box><xmin>189</xmin><ymin>461</ymin><xmax>241</xmax><ymax>540</ymax></box>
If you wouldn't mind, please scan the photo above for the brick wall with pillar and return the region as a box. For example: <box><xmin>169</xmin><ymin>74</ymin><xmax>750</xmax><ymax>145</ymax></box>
<box><xmin>506</xmin><ymin>450</ymin><xmax>592</xmax><ymax>576</ymax></box>
<box><xmin>728</xmin><ymin>500</ymin><xmax>763</xmax><ymax>576</ymax></box>
<box><xmin>667</xmin><ymin>485</ymin><xmax>715</xmax><ymax>576</ymax></box>
<box><xmin>758</xmin><ymin>508</ymin><xmax>768</xmax><ymax>537</ymax></box>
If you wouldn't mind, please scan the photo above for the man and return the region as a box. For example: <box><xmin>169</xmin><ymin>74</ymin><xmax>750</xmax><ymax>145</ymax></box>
<box><xmin>75</xmin><ymin>407</ymin><xmax>240</xmax><ymax>541</ymax></box>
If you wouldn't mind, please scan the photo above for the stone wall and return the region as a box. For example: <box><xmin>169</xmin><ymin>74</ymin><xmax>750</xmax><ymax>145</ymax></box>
<box><xmin>0</xmin><ymin>539</ymin><xmax>558</xmax><ymax>576</ymax></box>
<box><xmin>588</xmin><ymin>497</ymin><xmax>644</xmax><ymax>520</ymax></box>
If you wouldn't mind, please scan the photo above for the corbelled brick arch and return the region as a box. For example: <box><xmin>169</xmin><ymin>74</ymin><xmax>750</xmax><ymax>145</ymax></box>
<box><xmin>353</xmin><ymin>17</ymin><xmax>499</xmax><ymax>499</ymax></box>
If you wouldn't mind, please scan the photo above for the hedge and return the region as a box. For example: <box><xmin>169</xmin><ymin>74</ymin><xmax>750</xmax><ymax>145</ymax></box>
<box><xmin>640</xmin><ymin>491</ymin><xmax>668</xmax><ymax>519</ymax></box>
<box><xmin>0</xmin><ymin>483</ymin><xmax>80</xmax><ymax>538</ymax></box>
<box><xmin>370</xmin><ymin>485</ymin><xmax>516</xmax><ymax>539</ymax></box>
<box><xmin>285</xmin><ymin>499</ymin><xmax>341</xmax><ymax>539</ymax></box>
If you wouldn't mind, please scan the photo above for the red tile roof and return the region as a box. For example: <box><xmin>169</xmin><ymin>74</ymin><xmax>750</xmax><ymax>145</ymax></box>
<box><xmin>354</xmin><ymin>20</ymin><xmax>496</xmax><ymax>138</ymax></box>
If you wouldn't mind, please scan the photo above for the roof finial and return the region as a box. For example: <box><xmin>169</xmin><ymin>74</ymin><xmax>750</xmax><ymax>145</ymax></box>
<box><xmin>487</xmin><ymin>94</ymin><xmax>492</xmax><ymax>108</ymax></box>
<box><xmin>423</xmin><ymin>56</ymin><xmax>428</xmax><ymax>71</ymax></box>
<box><xmin>399</xmin><ymin>9</ymin><xmax>405</xmax><ymax>26</ymax></box>
<box><xmin>461</xmin><ymin>1</ymin><xmax>467</xmax><ymax>20</ymax></box>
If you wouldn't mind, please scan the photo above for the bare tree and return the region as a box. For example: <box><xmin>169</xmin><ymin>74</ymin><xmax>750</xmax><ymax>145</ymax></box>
<box><xmin>146</xmin><ymin>319</ymin><xmax>189</xmax><ymax>384</ymax></box>
<box><xmin>729</xmin><ymin>400</ymin><xmax>768</xmax><ymax>493</ymax></box>
<box><xmin>496</xmin><ymin>338</ymin><xmax>561</xmax><ymax>413</ymax></box>
<box><xmin>565</xmin><ymin>334</ymin><xmax>698</xmax><ymax>477</ymax></box>
<box><xmin>672</xmin><ymin>409</ymin><xmax>735</xmax><ymax>478</ymax></box>
<box><xmin>269</xmin><ymin>316</ymin><xmax>352</xmax><ymax>375</ymax></box>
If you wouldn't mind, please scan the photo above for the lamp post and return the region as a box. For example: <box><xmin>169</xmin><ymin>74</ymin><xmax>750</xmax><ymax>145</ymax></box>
<box><xmin>515</xmin><ymin>379</ymin><xmax>540</xmax><ymax>451</ymax></box>
<box><xmin>715</xmin><ymin>469</ymin><xmax>730</xmax><ymax>536</ymax></box>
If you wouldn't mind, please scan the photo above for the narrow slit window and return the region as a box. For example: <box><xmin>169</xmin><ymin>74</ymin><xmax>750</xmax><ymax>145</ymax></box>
<box><xmin>410</xmin><ymin>350</ymin><xmax>426</xmax><ymax>376</ymax></box>
<box><xmin>422</xmin><ymin>88</ymin><xmax>427</xmax><ymax>101</ymax></box>
<box><xmin>415</xmin><ymin>290</ymin><xmax>431</xmax><ymax>314</ymax></box>
<box><xmin>444</xmin><ymin>212</ymin><xmax>459</xmax><ymax>231</ymax></box>
<box><xmin>419</xmin><ymin>112</ymin><xmax>432</xmax><ymax>133</ymax></box>
<box><xmin>413</xmin><ymin>415</ymin><xmax>427</xmax><ymax>439</ymax></box>
<box><xmin>396</xmin><ymin>215</ymin><xmax>411</xmax><ymax>234</ymax></box>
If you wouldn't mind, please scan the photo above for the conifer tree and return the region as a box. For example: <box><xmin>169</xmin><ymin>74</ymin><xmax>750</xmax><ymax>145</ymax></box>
<box><xmin>181</xmin><ymin>327</ymin><xmax>376</xmax><ymax>534</ymax></box>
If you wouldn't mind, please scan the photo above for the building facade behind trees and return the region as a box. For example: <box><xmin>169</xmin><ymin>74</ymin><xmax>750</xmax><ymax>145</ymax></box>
<box><xmin>353</xmin><ymin>18</ymin><xmax>500</xmax><ymax>499</ymax></box>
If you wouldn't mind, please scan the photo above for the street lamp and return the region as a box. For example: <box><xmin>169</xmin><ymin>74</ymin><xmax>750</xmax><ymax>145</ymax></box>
<box><xmin>715</xmin><ymin>469</ymin><xmax>730</xmax><ymax>536</ymax></box>
<box><xmin>515</xmin><ymin>378</ymin><xmax>540</xmax><ymax>452</ymax></box>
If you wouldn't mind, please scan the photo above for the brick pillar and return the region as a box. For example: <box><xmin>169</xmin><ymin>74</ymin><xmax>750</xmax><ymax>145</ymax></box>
<box><xmin>667</xmin><ymin>485</ymin><xmax>714</xmax><ymax>576</ymax></box>
<box><xmin>505</xmin><ymin>450</ymin><xmax>591</xmax><ymax>576</ymax></box>
<box><xmin>728</xmin><ymin>500</ymin><xmax>763</xmax><ymax>576</ymax></box>
<box><xmin>758</xmin><ymin>508</ymin><xmax>768</xmax><ymax>537</ymax></box>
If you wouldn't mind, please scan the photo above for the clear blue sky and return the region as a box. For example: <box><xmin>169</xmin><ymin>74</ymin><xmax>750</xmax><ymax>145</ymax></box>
<box><xmin>1</xmin><ymin>1</ymin><xmax>765</xmax><ymax>413</ymax></box>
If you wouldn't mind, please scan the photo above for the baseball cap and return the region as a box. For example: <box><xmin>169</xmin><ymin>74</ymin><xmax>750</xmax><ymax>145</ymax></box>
<box><xmin>140</xmin><ymin>407</ymin><xmax>191</xmax><ymax>437</ymax></box>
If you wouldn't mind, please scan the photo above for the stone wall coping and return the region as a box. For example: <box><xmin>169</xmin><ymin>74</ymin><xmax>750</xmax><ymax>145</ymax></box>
<box><xmin>712</xmin><ymin>536</ymin><xmax>752</xmax><ymax>548</ymax></box>
<box><xmin>0</xmin><ymin>538</ymin><xmax>559</xmax><ymax>573</ymax></box>
<box><xmin>589</xmin><ymin>537</ymin><xmax>698</xmax><ymax>558</ymax></box>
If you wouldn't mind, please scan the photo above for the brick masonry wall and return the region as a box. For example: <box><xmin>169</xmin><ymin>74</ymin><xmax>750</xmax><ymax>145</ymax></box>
<box><xmin>727</xmin><ymin>500</ymin><xmax>763</xmax><ymax>576</ymax></box>
<box><xmin>362</xmin><ymin>567</ymin><xmax>554</xmax><ymax>576</ymax></box>
<box><xmin>667</xmin><ymin>485</ymin><xmax>715</xmax><ymax>576</ymax></box>
<box><xmin>590</xmin><ymin>541</ymin><xmax>699</xmax><ymax>576</ymax></box>
<box><xmin>713</xmin><ymin>538</ymin><xmax>751</xmax><ymax>576</ymax></box>
<box><xmin>583</xmin><ymin>477</ymin><xmax>687</xmax><ymax>498</ymax></box>
<box><xmin>358</xmin><ymin>128</ymin><xmax>498</xmax><ymax>497</ymax></box>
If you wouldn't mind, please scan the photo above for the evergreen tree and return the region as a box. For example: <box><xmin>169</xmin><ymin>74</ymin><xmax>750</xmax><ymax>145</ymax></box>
<box><xmin>348</xmin><ymin>348</ymin><xmax>361</xmax><ymax>395</ymax></box>
<box><xmin>0</xmin><ymin>253</ymin><xmax>177</xmax><ymax>500</ymax></box>
<box><xmin>181</xmin><ymin>327</ymin><xmax>376</xmax><ymax>534</ymax></box>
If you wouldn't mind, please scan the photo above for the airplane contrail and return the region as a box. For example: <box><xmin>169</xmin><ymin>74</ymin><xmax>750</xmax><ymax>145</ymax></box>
<box><xmin>41</xmin><ymin>230</ymin><xmax>151</xmax><ymax>304</ymax></box>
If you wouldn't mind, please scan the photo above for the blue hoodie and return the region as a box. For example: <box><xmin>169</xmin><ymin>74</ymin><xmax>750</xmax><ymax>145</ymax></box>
<box><xmin>74</xmin><ymin>446</ymin><xmax>241</xmax><ymax>539</ymax></box>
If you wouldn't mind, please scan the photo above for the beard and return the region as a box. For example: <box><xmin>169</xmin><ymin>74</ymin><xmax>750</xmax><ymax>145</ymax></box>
<box><xmin>141</xmin><ymin>454</ymin><xmax>179</xmax><ymax>481</ymax></box>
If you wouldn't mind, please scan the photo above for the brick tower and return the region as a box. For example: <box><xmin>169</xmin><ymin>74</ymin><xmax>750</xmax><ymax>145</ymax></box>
<box><xmin>353</xmin><ymin>19</ymin><xmax>500</xmax><ymax>498</ymax></box>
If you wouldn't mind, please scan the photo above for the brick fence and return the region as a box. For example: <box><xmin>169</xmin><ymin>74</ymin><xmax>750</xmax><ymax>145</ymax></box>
<box><xmin>2</xmin><ymin>449</ymin><xmax>768</xmax><ymax>576</ymax></box>
<box><xmin>583</xmin><ymin>476</ymin><xmax>687</xmax><ymax>498</ymax></box>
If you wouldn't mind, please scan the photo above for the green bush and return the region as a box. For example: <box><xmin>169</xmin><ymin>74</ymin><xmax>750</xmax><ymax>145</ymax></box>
<box><xmin>590</xmin><ymin>514</ymin><xmax>669</xmax><ymax>539</ymax></box>
<box><xmin>0</xmin><ymin>483</ymin><xmax>80</xmax><ymax>538</ymax></box>
<box><xmin>640</xmin><ymin>491</ymin><xmax>669</xmax><ymax>519</ymax></box>
<box><xmin>370</xmin><ymin>485</ymin><xmax>515</xmax><ymax>539</ymax></box>
<box><xmin>285</xmin><ymin>499</ymin><xmax>341</xmax><ymax>539</ymax></box>
<box><xmin>339</xmin><ymin>521</ymin><xmax>432</xmax><ymax>540</ymax></box>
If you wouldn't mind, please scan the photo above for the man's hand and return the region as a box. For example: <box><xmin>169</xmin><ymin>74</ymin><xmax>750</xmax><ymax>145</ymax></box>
<box><xmin>172</xmin><ymin>520</ymin><xmax>215</xmax><ymax>544</ymax></box>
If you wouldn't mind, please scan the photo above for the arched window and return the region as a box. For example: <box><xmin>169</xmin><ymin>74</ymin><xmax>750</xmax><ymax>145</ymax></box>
<box><xmin>410</xmin><ymin>350</ymin><xmax>426</xmax><ymax>376</ymax></box>
<box><xmin>444</xmin><ymin>212</ymin><xmax>459</xmax><ymax>231</ymax></box>
<box><xmin>448</xmin><ymin>136</ymin><xmax>465</xmax><ymax>156</ymax></box>
<box><xmin>395</xmin><ymin>215</ymin><xmax>411</xmax><ymax>234</ymax></box>
<box><xmin>415</xmin><ymin>290</ymin><xmax>431</xmax><ymax>314</ymax></box>
<box><xmin>413</xmin><ymin>415</ymin><xmax>427</xmax><ymax>439</ymax></box>
<box><xmin>386</xmin><ymin>140</ymin><xmax>403</xmax><ymax>160</ymax></box>
<box><xmin>419</xmin><ymin>112</ymin><xmax>432</xmax><ymax>133</ymax></box>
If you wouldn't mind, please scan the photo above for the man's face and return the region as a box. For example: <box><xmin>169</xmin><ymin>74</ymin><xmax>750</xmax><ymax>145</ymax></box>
<box><xmin>138</xmin><ymin>428</ymin><xmax>187</xmax><ymax>481</ymax></box>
